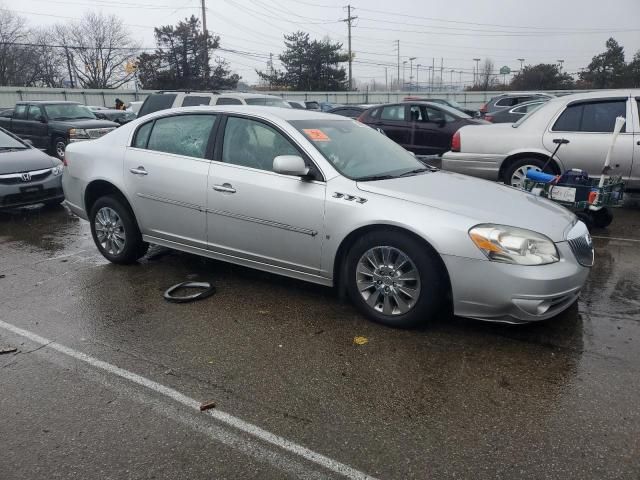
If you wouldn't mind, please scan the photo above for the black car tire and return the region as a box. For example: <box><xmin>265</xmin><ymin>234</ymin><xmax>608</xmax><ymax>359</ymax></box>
<box><xmin>89</xmin><ymin>195</ymin><xmax>148</xmax><ymax>264</ymax></box>
<box><xmin>591</xmin><ymin>208</ymin><xmax>614</xmax><ymax>229</ymax></box>
<box><xmin>503</xmin><ymin>157</ymin><xmax>553</xmax><ymax>188</ymax></box>
<box><xmin>575</xmin><ymin>212</ymin><xmax>594</xmax><ymax>231</ymax></box>
<box><xmin>345</xmin><ymin>231</ymin><xmax>444</xmax><ymax>328</ymax></box>
<box><xmin>52</xmin><ymin>137</ymin><xmax>67</xmax><ymax>160</ymax></box>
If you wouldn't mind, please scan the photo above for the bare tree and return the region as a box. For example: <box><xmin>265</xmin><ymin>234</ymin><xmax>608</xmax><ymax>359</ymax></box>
<box><xmin>477</xmin><ymin>59</ymin><xmax>496</xmax><ymax>90</ymax></box>
<box><xmin>56</xmin><ymin>12</ymin><xmax>138</xmax><ymax>89</ymax></box>
<box><xmin>0</xmin><ymin>8</ymin><xmax>29</xmax><ymax>85</ymax></box>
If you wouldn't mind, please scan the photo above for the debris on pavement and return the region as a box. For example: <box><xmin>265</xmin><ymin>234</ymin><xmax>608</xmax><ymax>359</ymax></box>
<box><xmin>199</xmin><ymin>400</ymin><xmax>217</xmax><ymax>411</ymax></box>
<box><xmin>0</xmin><ymin>346</ymin><xmax>18</xmax><ymax>354</ymax></box>
<box><xmin>163</xmin><ymin>281</ymin><xmax>216</xmax><ymax>303</ymax></box>
<box><xmin>353</xmin><ymin>336</ymin><xmax>369</xmax><ymax>346</ymax></box>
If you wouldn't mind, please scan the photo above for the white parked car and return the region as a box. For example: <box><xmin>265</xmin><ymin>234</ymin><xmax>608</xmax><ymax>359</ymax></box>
<box><xmin>442</xmin><ymin>90</ymin><xmax>640</xmax><ymax>189</ymax></box>
<box><xmin>62</xmin><ymin>106</ymin><xmax>592</xmax><ymax>328</ymax></box>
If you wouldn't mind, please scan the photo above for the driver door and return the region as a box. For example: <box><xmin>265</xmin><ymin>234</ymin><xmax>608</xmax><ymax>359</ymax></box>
<box><xmin>206</xmin><ymin>115</ymin><xmax>326</xmax><ymax>274</ymax></box>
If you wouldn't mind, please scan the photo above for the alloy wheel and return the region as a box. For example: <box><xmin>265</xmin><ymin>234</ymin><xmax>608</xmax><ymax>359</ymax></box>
<box><xmin>56</xmin><ymin>141</ymin><xmax>66</xmax><ymax>159</ymax></box>
<box><xmin>94</xmin><ymin>207</ymin><xmax>126</xmax><ymax>255</ymax></box>
<box><xmin>510</xmin><ymin>165</ymin><xmax>541</xmax><ymax>188</ymax></box>
<box><xmin>356</xmin><ymin>246</ymin><xmax>421</xmax><ymax>316</ymax></box>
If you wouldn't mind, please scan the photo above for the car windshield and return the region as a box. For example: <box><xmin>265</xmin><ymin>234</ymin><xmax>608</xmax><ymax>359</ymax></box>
<box><xmin>512</xmin><ymin>103</ymin><xmax>546</xmax><ymax>128</ymax></box>
<box><xmin>290</xmin><ymin>119</ymin><xmax>428</xmax><ymax>181</ymax></box>
<box><xmin>0</xmin><ymin>129</ymin><xmax>27</xmax><ymax>149</ymax></box>
<box><xmin>44</xmin><ymin>104</ymin><xmax>96</xmax><ymax>120</ymax></box>
<box><xmin>245</xmin><ymin>97</ymin><xmax>291</xmax><ymax>108</ymax></box>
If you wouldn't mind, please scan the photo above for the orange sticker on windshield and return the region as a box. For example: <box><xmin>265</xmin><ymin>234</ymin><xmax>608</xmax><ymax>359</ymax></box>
<box><xmin>303</xmin><ymin>129</ymin><xmax>330</xmax><ymax>142</ymax></box>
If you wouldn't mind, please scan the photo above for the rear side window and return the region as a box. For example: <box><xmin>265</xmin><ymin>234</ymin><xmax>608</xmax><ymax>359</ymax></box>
<box><xmin>14</xmin><ymin>104</ymin><xmax>27</xmax><ymax>119</ymax></box>
<box><xmin>369</xmin><ymin>107</ymin><xmax>381</xmax><ymax>119</ymax></box>
<box><xmin>146</xmin><ymin>114</ymin><xmax>216</xmax><ymax>158</ymax></box>
<box><xmin>495</xmin><ymin>98</ymin><xmax>517</xmax><ymax>108</ymax></box>
<box><xmin>216</xmin><ymin>97</ymin><xmax>243</xmax><ymax>105</ymax></box>
<box><xmin>553</xmin><ymin>100</ymin><xmax>627</xmax><ymax>133</ymax></box>
<box><xmin>132</xmin><ymin>122</ymin><xmax>153</xmax><ymax>148</ymax></box>
<box><xmin>182</xmin><ymin>96</ymin><xmax>211</xmax><ymax>107</ymax></box>
<box><xmin>138</xmin><ymin>94</ymin><xmax>177</xmax><ymax>117</ymax></box>
<box><xmin>380</xmin><ymin>105</ymin><xmax>405</xmax><ymax>121</ymax></box>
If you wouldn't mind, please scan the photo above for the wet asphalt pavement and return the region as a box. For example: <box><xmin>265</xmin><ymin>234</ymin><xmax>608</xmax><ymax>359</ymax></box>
<box><xmin>1</xmin><ymin>204</ymin><xmax>639</xmax><ymax>479</ymax></box>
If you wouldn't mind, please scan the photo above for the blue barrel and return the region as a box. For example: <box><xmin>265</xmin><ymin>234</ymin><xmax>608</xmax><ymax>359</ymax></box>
<box><xmin>526</xmin><ymin>170</ymin><xmax>556</xmax><ymax>183</ymax></box>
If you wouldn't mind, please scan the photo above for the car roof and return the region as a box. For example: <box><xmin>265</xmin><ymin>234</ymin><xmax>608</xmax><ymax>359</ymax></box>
<box><xmin>16</xmin><ymin>101</ymin><xmax>81</xmax><ymax>105</ymax></box>
<box><xmin>151</xmin><ymin>91</ymin><xmax>282</xmax><ymax>99</ymax></box>
<box><xmin>143</xmin><ymin>105</ymin><xmax>345</xmax><ymax>122</ymax></box>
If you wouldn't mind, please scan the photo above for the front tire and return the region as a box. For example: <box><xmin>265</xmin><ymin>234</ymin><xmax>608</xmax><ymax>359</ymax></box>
<box><xmin>89</xmin><ymin>195</ymin><xmax>148</xmax><ymax>264</ymax></box>
<box><xmin>345</xmin><ymin>231</ymin><xmax>444</xmax><ymax>328</ymax></box>
<box><xmin>52</xmin><ymin>137</ymin><xmax>67</xmax><ymax>160</ymax></box>
<box><xmin>503</xmin><ymin>157</ymin><xmax>553</xmax><ymax>188</ymax></box>
<box><xmin>592</xmin><ymin>208</ymin><xmax>613</xmax><ymax>229</ymax></box>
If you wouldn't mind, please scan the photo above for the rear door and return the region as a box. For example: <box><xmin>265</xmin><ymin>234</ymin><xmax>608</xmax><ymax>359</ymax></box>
<box><xmin>124</xmin><ymin>113</ymin><xmax>218</xmax><ymax>249</ymax></box>
<box><xmin>376</xmin><ymin>104</ymin><xmax>409</xmax><ymax>148</ymax></box>
<box><xmin>407</xmin><ymin>105</ymin><xmax>457</xmax><ymax>155</ymax></box>
<box><xmin>543</xmin><ymin>97</ymin><xmax>634</xmax><ymax>183</ymax></box>
<box><xmin>631</xmin><ymin>98</ymin><xmax>640</xmax><ymax>189</ymax></box>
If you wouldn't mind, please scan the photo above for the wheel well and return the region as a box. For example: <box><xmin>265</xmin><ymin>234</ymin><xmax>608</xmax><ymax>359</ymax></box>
<box><xmin>499</xmin><ymin>152</ymin><xmax>560</xmax><ymax>182</ymax></box>
<box><xmin>84</xmin><ymin>180</ymin><xmax>130</xmax><ymax>216</ymax></box>
<box><xmin>333</xmin><ymin>224</ymin><xmax>452</xmax><ymax>304</ymax></box>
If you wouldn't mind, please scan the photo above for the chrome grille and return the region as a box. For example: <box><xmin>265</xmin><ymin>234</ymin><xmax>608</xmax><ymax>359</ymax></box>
<box><xmin>87</xmin><ymin>127</ymin><xmax>116</xmax><ymax>139</ymax></box>
<box><xmin>0</xmin><ymin>168</ymin><xmax>51</xmax><ymax>185</ymax></box>
<box><xmin>568</xmin><ymin>234</ymin><xmax>594</xmax><ymax>267</ymax></box>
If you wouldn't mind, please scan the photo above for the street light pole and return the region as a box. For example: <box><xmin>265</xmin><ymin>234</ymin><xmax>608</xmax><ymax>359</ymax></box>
<box><xmin>416</xmin><ymin>64</ymin><xmax>421</xmax><ymax>92</ymax></box>
<box><xmin>517</xmin><ymin>58</ymin><xmax>525</xmax><ymax>72</ymax></box>
<box><xmin>473</xmin><ymin>58</ymin><xmax>481</xmax><ymax>86</ymax></box>
<box><xmin>402</xmin><ymin>60</ymin><xmax>407</xmax><ymax>90</ymax></box>
<box><xmin>557</xmin><ymin>59</ymin><xmax>565</xmax><ymax>72</ymax></box>
<box><xmin>409</xmin><ymin>57</ymin><xmax>416</xmax><ymax>92</ymax></box>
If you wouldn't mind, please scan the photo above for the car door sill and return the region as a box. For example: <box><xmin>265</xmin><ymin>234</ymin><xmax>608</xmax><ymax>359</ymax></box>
<box><xmin>142</xmin><ymin>235</ymin><xmax>333</xmax><ymax>287</ymax></box>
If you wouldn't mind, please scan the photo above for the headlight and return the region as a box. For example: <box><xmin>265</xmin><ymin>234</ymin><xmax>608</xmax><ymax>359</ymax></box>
<box><xmin>69</xmin><ymin>128</ymin><xmax>90</xmax><ymax>139</ymax></box>
<box><xmin>469</xmin><ymin>224</ymin><xmax>559</xmax><ymax>265</ymax></box>
<box><xmin>52</xmin><ymin>165</ymin><xmax>63</xmax><ymax>175</ymax></box>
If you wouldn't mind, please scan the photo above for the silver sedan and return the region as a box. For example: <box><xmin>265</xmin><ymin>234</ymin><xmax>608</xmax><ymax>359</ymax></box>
<box><xmin>62</xmin><ymin>106</ymin><xmax>592</xmax><ymax>327</ymax></box>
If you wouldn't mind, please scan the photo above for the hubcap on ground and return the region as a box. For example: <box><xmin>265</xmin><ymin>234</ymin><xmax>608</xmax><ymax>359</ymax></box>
<box><xmin>94</xmin><ymin>207</ymin><xmax>126</xmax><ymax>255</ymax></box>
<box><xmin>356</xmin><ymin>246</ymin><xmax>421</xmax><ymax>316</ymax></box>
<box><xmin>510</xmin><ymin>165</ymin><xmax>541</xmax><ymax>188</ymax></box>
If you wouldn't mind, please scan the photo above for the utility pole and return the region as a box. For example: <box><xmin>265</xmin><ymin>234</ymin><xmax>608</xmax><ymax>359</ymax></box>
<box><xmin>416</xmin><ymin>64</ymin><xmax>421</xmax><ymax>92</ymax></box>
<box><xmin>402</xmin><ymin>60</ymin><xmax>407</xmax><ymax>90</ymax></box>
<box><xmin>395</xmin><ymin>40</ymin><xmax>400</xmax><ymax>91</ymax></box>
<box><xmin>385</xmin><ymin>67</ymin><xmax>388</xmax><ymax>90</ymax></box>
<box><xmin>64</xmin><ymin>46</ymin><xmax>74</xmax><ymax>89</ymax></box>
<box><xmin>473</xmin><ymin>58</ymin><xmax>481</xmax><ymax>86</ymax></box>
<box><xmin>201</xmin><ymin>0</ymin><xmax>209</xmax><ymax>84</ymax></box>
<box><xmin>517</xmin><ymin>58</ymin><xmax>525</xmax><ymax>72</ymax></box>
<box><xmin>342</xmin><ymin>5</ymin><xmax>357</xmax><ymax>91</ymax></box>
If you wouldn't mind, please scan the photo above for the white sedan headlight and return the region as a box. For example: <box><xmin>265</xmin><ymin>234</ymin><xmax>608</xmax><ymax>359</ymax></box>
<box><xmin>52</xmin><ymin>165</ymin><xmax>64</xmax><ymax>175</ymax></box>
<box><xmin>469</xmin><ymin>224</ymin><xmax>559</xmax><ymax>265</ymax></box>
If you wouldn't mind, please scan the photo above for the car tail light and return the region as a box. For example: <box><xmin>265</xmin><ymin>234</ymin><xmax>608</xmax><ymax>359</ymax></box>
<box><xmin>63</xmin><ymin>151</ymin><xmax>68</xmax><ymax>166</ymax></box>
<box><xmin>479</xmin><ymin>103</ymin><xmax>487</xmax><ymax>113</ymax></box>
<box><xmin>451</xmin><ymin>130</ymin><xmax>461</xmax><ymax>152</ymax></box>
<box><xmin>356</xmin><ymin>111</ymin><xmax>367</xmax><ymax>123</ymax></box>
<box><xmin>484</xmin><ymin>115</ymin><xmax>494</xmax><ymax>123</ymax></box>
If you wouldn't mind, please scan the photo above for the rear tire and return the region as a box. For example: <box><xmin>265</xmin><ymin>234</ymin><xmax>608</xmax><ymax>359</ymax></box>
<box><xmin>345</xmin><ymin>231</ymin><xmax>444</xmax><ymax>328</ymax></box>
<box><xmin>503</xmin><ymin>157</ymin><xmax>553</xmax><ymax>188</ymax></box>
<box><xmin>89</xmin><ymin>195</ymin><xmax>148</xmax><ymax>264</ymax></box>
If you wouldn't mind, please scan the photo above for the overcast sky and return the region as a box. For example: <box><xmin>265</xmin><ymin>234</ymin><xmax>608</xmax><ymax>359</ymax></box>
<box><xmin>3</xmin><ymin>0</ymin><xmax>640</xmax><ymax>88</ymax></box>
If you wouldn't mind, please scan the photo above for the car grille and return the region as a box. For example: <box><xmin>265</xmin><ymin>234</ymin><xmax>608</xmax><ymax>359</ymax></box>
<box><xmin>568</xmin><ymin>234</ymin><xmax>594</xmax><ymax>267</ymax></box>
<box><xmin>2</xmin><ymin>187</ymin><xmax>63</xmax><ymax>206</ymax></box>
<box><xmin>87</xmin><ymin>127</ymin><xmax>116</xmax><ymax>139</ymax></box>
<box><xmin>0</xmin><ymin>168</ymin><xmax>51</xmax><ymax>185</ymax></box>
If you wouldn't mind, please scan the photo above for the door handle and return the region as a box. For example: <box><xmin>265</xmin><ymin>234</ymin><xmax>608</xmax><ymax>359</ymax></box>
<box><xmin>212</xmin><ymin>183</ymin><xmax>236</xmax><ymax>193</ymax></box>
<box><xmin>129</xmin><ymin>166</ymin><xmax>148</xmax><ymax>176</ymax></box>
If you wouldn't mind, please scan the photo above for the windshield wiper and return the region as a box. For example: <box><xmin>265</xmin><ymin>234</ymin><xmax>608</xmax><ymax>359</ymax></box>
<box><xmin>356</xmin><ymin>174</ymin><xmax>397</xmax><ymax>182</ymax></box>
<box><xmin>398</xmin><ymin>167</ymin><xmax>433</xmax><ymax>177</ymax></box>
<box><xmin>0</xmin><ymin>146</ymin><xmax>26</xmax><ymax>151</ymax></box>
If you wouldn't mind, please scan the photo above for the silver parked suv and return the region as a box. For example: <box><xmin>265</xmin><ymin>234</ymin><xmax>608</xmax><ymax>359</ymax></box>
<box><xmin>62</xmin><ymin>106</ymin><xmax>592</xmax><ymax>328</ymax></box>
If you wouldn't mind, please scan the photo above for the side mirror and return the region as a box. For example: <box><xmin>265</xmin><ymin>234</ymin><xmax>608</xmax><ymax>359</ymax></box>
<box><xmin>273</xmin><ymin>155</ymin><xmax>309</xmax><ymax>177</ymax></box>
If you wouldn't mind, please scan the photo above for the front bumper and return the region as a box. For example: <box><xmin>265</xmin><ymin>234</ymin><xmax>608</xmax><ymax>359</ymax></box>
<box><xmin>441</xmin><ymin>152</ymin><xmax>505</xmax><ymax>181</ymax></box>
<box><xmin>442</xmin><ymin>241</ymin><xmax>590</xmax><ymax>324</ymax></box>
<box><xmin>0</xmin><ymin>175</ymin><xmax>64</xmax><ymax>209</ymax></box>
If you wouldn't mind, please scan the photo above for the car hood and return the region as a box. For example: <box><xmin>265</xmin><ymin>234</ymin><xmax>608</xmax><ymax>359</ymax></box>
<box><xmin>0</xmin><ymin>148</ymin><xmax>58</xmax><ymax>174</ymax></box>
<box><xmin>51</xmin><ymin>119</ymin><xmax>119</xmax><ymax>129</ymax></box>
<box><xmin>356</xmin><ymin>170</ymin><xmax>576</xmax><ymax>242</ymax></box>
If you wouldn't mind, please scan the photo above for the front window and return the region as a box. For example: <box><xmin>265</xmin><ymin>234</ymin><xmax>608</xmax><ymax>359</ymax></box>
<box><xmin>380</xmin><ymin>105</ymin><xmax>406</xmax><ymax>121</ymax></box>
<box><xmin>245</xmin><ymin>97</ymin><xmax>291</xmax><ymax>108</ymax></box>
<box><xmin>0</xmin><ymin>129</ymin><xmax>27</xmax><ymax>150</ymax></box>
<box><xmin>291</xmin><ymin>119</ymin><xmax>427</xmax><ymax>181</ymax></box>
<box><xmin>44</xmin><ymin>104</ymin><xmax>96</xmax><ymax>120</ymax></box>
